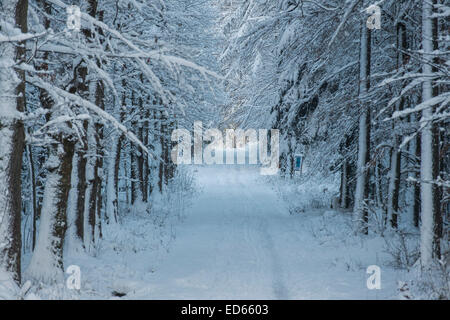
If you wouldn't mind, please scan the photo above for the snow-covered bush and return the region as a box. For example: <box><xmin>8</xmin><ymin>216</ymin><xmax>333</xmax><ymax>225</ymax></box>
<box><xmin>383</xmin><ymin>230</ymin><xmax>420</xmax><ymax>269</ymax></box>
<box><xmin>406</xmin><ymin>249</ymin><xmax>450</xmax><ymax>300</ymax></box>
<box><xmin>267</xmin><ymin>174</ymin><xmax>339</xmax><ymax>214</ymax></box>
<box><xmin>164</xmin><ymin>166</ymin><xmax>196</xmax><ymax>221</ymax></box>
<box><xmin>103</xmin><ymin>166</ymin><xmax>196</xmax><ymax>256</ymax></box>
<box><xmin>0</xmin><ymin>271</ymin><xmax>39</xmax><ymax>300</ymax></box>
<box><xmin>0</xmin><ymin>271</ymin><xmax>20</xmax><ymax>300</ymax></box>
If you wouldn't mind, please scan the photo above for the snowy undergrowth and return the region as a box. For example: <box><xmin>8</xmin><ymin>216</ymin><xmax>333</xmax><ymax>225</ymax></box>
<box><xmin>266</xmin><ymin>174</ymin><xmax>339</xmax><ymax>214</ymax></box>
<box><xmin>406</xmin><ymin>242</ymin><xmax>449</xmax><ymax>300</ymax></box>
<box><xmin>262</xmin><ymin>173</ymin><xmax>449</xmax><ymax>299</ymax></box>
<box><xmin>19</xmin><ymin>167</ymin><xmax>196</xmax><ymax>300</ymax></box>
<box><xmin>0</xmin><ymin>270</ymin><xmax>39</xmax><ymax>300</ymax></box>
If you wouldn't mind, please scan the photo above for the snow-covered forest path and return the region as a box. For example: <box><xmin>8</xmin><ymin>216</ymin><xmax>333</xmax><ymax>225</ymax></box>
<box><xmin>136</xmin><ymin>166</ymin><xmax>291</xmax><ymax>299</ymax></box>
<box><xmin>123</xmin><ymin>166</ymin><xmax>399</xmax><ymax>300</ymax></box>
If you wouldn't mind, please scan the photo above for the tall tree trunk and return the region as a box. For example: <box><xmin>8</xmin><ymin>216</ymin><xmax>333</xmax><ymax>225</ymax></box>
<box><xmin>75</xmin><ymin>144</ymin><xmax>87</xmax><ymax>241</ymax></box>
<box><xmin>105</xmin><ymin>72</ymin><xmax>127</xmax><ymax>223</ymax></box>
<box><xmin>137</xmin><ymin>124</ymin><xmax>145</xmax><ymax>198</ymax></box>
<box><xmin>130</xmin><ymin>140</ymin><xmax>138</xmax><ymax>203</ymax></box>
<box><xmin>106</xmin><ymin>133</ymin><xmax>122</xmax><ymax>224</ymax></box>
<box><xmin>83</xmin><ymin>77</ymin><xmax>105</xmax><ymax>250</ymax></box>
<box><xmin>374</xmin><ymin>160</ymin><xmax>383</xmax><ymax>210</ymax></box>
<box><xmin>95</xmin><ymin>164</ymin><xmax>103</xmax><ymax>239</ymax></box>
<box><xmin>26</xmin><ymin>134</ymin><xmax>74</xmax><ymax>283</ymax></box>
<box><xmin>340</xmin><ymin>133</ymin><xmax>354</xmax><ymax>209</ymax></box>
<box><xmin>65</xmin><ymin>149</ymin><xmax>84</xmax><ymax>253</ymax></box>
<box><xmin>387</xmin><ymin>22</ymin><xmax>407</xmax><ymax>229</ymax></box>
<box><xmin>68</xmin><ymin>62</ymin><xmax>89</xmax><ymax>251</ymax></box>
<box><xmin>142</xmin><ymin>108</ymin><xmax>150</xmax><ymax>202</ymax></box>
<box><xmin>83</xmin><ymin>118</ymin><xmax>98</xmax><ymax>251</ymax></box>
<box><xmin>25</xmin><ymin>144</ymin><xmax>37</xmax><ymax>251</ymax></box>
<box><xmin>353</xmin><ymin>22</ymin><xmax>371</xmax><ymax>235</ymax></box>
<box><xmin>95</xmin><ymin>10</ymin><xmax>105</xmax><ymax>240</ymax></box>
<box><xmin>431</xmin><ymin>4</ymin><xmax>443</xmax><ymax>262</ymax></box>
<box><xmin>408</xmin><ymin>109</ymin><xmax>421</xmax><ymax>228</ymax></box>
<box><xmin>0</xmin><ymin>0</ymin><xmax>27</xmax><ymax>284</ymax></box>
<box><xmin>340</xmin><ymin>162</ymin><xmax>345</xmax><ymax>208</ymax></box>
<box><xmin>81</xmin><ymin>0</ymin><xmax>100</xmax><ymax>252</ymax></box>
<box><xmin>158</xmin><ymin>110</ymin><xmax>165</xmax><ymax>193</ymax></box>
<box><xmin>420</xmin><ymin>0</ymin><xmax>441</xmax><ymax>267</ymax></box>
<box><xmin>414</xmin><ymin>131</ymin><xmax>421</xmax><ymax>228</ymax></box>
<box><xmin>137</xmin><ymin>74</ymin><xmax>146</xmax><ymax>201</ymax></box>
<box><xmin>95</xmin><ymin>112</ymin><xmax>104</xmax><ymax>240</ymax></box>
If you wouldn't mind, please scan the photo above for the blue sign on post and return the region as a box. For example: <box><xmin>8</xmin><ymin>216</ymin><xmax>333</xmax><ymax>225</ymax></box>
<box><xmin>295</xmin><ymin>154</ymin><xmax>303</xmax><ymax>172</ymax></box>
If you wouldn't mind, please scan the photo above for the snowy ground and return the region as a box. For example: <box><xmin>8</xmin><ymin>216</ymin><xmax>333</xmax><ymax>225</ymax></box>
<box><xmin>34</xmin><ymin>165</ymin><xmax>414</xmax><ymax>300</ymax></box>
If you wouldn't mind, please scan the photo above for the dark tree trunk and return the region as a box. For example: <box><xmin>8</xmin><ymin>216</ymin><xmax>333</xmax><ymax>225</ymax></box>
<box><xmin>413</xmin><ymin>112</ymin><xmax>422</xmax><ymax>228</ymax></box>
<box><xmin>27</xmin><ymin>145</ymin><xmax>37</xmax><ymax>250</ymax></box>
<box><xmin>27</xmin><ymin>136</ymin><xmax>74</xmax><ymax>283</ymax></box>
<box><xmin>142</xmin><ymin>108</ymin><xmax>150</xmax><ymax>202</ymax></box>
<box><xmin>0</xmin><ymin>0</ymin><xmax>28</xmax><ymax>284</ymax></box>
<box><xmin>387</xmin><ymin>22</ymin><xmax>408</xmax><ymax>229</ymax></box>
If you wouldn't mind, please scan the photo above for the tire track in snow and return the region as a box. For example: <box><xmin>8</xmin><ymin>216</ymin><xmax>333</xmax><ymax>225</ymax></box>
<box><xmin>133</xmin><ymin>166</ymin><xmax>292</xmax><ymax>299</ymax></box>
<box><xmin>236</xmin><ymin>170</ymin><xmax>290</xmax><ymax>299</ymax></box>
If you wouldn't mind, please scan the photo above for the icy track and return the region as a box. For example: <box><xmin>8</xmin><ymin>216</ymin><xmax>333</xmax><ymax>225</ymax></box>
<box><xmin>116</xmin><ymin>165</ymin><xmax>400</xmax><ymax>300</ymax></box>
